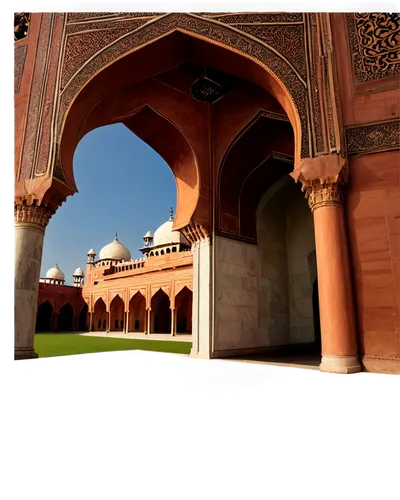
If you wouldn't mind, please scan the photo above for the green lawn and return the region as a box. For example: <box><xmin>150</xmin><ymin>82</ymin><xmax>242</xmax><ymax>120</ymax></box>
<box><xmin>34</xmin><ymin>333</ymin><xmax>192</xmax><ymax>358</ymax></box>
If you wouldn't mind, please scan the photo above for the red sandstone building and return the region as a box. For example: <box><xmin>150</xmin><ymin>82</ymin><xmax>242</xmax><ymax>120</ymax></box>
<box><xmin>15</xmin><ymin>13</ymin><xmax>400</xmax><ymax>373</ymax></box>
<box><xmin>36</xmin><ymin>210</ymin><xmax>193</xmax><ymax>336</ymax></box>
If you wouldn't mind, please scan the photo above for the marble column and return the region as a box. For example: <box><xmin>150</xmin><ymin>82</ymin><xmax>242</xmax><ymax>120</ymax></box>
<box><xmin>308</xmin><ymin>180</ymin><xmax>361</xmax><ymax>374</ymax></box>
<box><xmin>125</xmin><ymin>311</ymin><xmax>129</xmax><ymax>334</ymax></box>
<box><xmin>146</xmin><ymin>309</ymin><xmax>151</xmax><ymax>335</ymax></box>
<box><xmin>171</xmin><ymin>308</ymin><xmax>175</xmax><ymax>336</ymax></box>
<box><xmin>190</xmin><ymin>237</ymin><xmax>212</xmax><ymax>358</ymax></box>
<box><xmin>15</xmin><ymin>202</ymin><xmax>54</xmax><ymax>360</ymax></box>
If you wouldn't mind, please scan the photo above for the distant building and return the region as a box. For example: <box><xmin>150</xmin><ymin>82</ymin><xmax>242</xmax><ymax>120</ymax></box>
<box><xmin>36</xmin><ymin>209</ymin><xmax>193</xmax><ymax>336</ymax></box>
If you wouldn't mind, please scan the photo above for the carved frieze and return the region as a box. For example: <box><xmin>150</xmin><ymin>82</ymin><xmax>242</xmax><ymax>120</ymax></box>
<box><xmin>14</xmin><ymin>45</ymin><xmax>27</xmax><ymax>94</ymax></box>
<box><xmin>346</xmin><ymin>13</ymin><xmax>400</xmax><ymax>83</ymax></box>
<box><xmin>346</xmin><ymin>119</ymin><xmax>400</xmax><ymax>155</ymax></box>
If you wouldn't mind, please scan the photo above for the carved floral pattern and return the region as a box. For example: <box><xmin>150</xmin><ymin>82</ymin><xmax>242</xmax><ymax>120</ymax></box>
<box><xmin>236</xmin><ymin>24</ymin><xmax>307</xmax><ymax>80</ymax></box>
<box><xmin>347</xmin><ymin>13</ymin><xmax>400</xmax><ymax>83</ymax></box>
<box><xmin>346</xmin><ymin>120</ymin><xmax>400</xmax><ymax>155</ymax></box>
<box><xmin>62</xmin><ymin>20</ymin><xmax>150</xmax><ymax>88</ymax></box>
<box><xmin>14</xmin><ymin>45</ymin><xmax>27</xmax><ymax>94</ymax></box>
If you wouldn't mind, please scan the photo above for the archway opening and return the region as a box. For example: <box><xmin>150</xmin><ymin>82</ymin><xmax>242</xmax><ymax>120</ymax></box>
<box><xmin>175</xmin><ymin>286</ymin><xmax>193</xmax><ymax>334</ymax></box>
<box><xmin>151</xmin><ymin>289</ymin><xmax>171</xmax><ymax>334</ymax></box>
<box><xmin>79</xmin><ymin>303</ymin><xmax>89</xmax><ymax>331</ymax></box>
<box><xmin>93</xmin><ymin>298</ymin><xmax>107</xmax><ymax>332</ymax></box>
<box><xmin>129</xmin><ymin>292</ymin><xmax>146</xmax><ymax>333</ymax></box>
<box><xmin>110</xmin><ymin>295</ymin><xmax>125</xmax><ymax>332</ymax></box>
<box><xmin>36</xmin><ymin>301</ymin><xmax>53</xmax><ymax>332</ymax></box>
<box><xmin>58</xmin><ymin>303</ymin><xmax>74</xmax><ymax>331</ymax></box>
<box><xmin>256</xmin><ymin>179</ymin><xmax>318</xmax><ymax>352</ymax></box>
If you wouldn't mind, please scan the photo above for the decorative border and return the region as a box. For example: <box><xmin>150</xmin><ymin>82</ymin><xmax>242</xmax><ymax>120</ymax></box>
<box><xmin>14</xmin><ymin>45</ymin><xmax>28</xmax><ymax>94</ymax></box>
<box><xmin>346</xmin><ymin>119</ymin><xmax>400</xmax><ymax>155</ymax></box>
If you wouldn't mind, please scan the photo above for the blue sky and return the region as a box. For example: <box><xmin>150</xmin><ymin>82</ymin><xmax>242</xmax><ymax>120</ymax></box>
<box><xmin>40</xmin><ymin>124</ymin><xmax>177</xmax><ymax>284</ymax></box>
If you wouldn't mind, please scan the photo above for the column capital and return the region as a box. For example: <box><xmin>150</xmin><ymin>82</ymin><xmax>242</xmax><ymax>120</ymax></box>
<box><xmin>181</xmin><ymin>220</ymin><xmax>210</xmax><ymax>246</ymax></box>
<box><xmin>290</xmin><ymin>154</ymin><xmax>348</xmax><ymax>212</ymax></box>
<box><xmin>14</xmin><ymin>201</ymin><xmax>54</xmax><ymax>229</ymax></box>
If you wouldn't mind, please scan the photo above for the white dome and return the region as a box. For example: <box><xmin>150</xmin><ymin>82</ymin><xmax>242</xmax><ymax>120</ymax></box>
<box><xmin>73</xmin><ymin>267</ymin><xmax>84</xmax><ymax>277</ymax></box>
<box><xmin>99</xmin><ymin>235</ymin><xmax>131</xmax><ymax>261</ymax></box>
<box><xmin>45</xmin><ymin>265</ymin><xmax>65</xmax><ymax>281</ymax></box>
<box><xmin>153</xmin><ymin>220</ymin><xmax>189</xmax><ymax>247</ymax></box>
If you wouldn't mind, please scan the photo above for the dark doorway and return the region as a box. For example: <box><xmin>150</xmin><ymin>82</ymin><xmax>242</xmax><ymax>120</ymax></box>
<box><xmin>36</xmin><ymin>301</ymin><xmax>53</xmax><ymax>331</ymax></box>
<box><xmin>58</xmin><ymin>303</ymin><xmax>74</xmax><ymax>331</ymax></box>
<box><xmin>79</xmin><ymin>303</ymin><xmax>88</xmax><ymax>331</ymax></box>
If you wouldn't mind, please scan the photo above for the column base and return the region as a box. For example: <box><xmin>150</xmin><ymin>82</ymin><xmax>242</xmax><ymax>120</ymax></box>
<box><xmin>190</xmin><ymin>349</ymin><xmax>211</xmax><ymax>359</ymax></box>
<box><xmin>15</xmin><ymin>348</ymin><xmax>39</xmax><ymax>360</ymax></box>
<box><xmin>319</xmin><ymin>354</ymin><xmax>362</xmax><ymax>374</ymax></box>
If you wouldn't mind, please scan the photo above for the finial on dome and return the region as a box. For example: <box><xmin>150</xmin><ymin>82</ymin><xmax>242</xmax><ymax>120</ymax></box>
<box><xmin>115</xmin><ymin>232</ymin><xmax>118</xmax><ymax>241</ymax></box>
<box><xmin>169</xmin><ymin>207</ymin><xmax>174</xmax><ymax>221</ymax></box>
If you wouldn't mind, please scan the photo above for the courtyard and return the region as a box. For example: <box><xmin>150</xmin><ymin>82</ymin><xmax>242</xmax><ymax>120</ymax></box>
<box><xmin>34</xmin><ymin>333</ymin><xmax>192</xmax><ymax>358</ymax></box>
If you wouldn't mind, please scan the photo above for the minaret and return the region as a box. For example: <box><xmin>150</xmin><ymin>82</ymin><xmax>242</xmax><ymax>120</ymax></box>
<box><xmin>86</xmin><ymin>248</ymin><xmax>96</xmax><ymax>286</ymax></box>
<box><xmin>72</xmin><ymin>268</ymin><xmax>84</xmax><ymax>287</ymax></box>
<box><xmin>87</xmin><ymin>248</ymin><xmax>96</xmax><ymax>265</ymax></box>
<box><xmin>143</xmin><ymin>231</ymin><xmax>153</xmax><ymax>248</ymax></box>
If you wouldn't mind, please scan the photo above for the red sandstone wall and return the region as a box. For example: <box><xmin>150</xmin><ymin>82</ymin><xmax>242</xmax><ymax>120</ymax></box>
<box><xmin>332</xmin><ymin>14</ymin><xmax>400</xmax><ymax>365</ymax></box>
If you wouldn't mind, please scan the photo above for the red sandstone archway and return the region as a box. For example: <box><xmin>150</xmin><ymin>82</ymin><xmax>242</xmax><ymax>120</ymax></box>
<box><xmin>79</xmin><ymin>303</ymin><xmax>89</xmax><ymax>332</ymax></box>
<box><xmin>54</xmin><ymin>28</ymin><xmax>302</xmax><ymax>234</ymax></box>
<box><xmin>35</xmin><ymin>300</ymin><xmax>53</xmax><ymax>332</ymax></box>
<box><xmin>218</xmin><ymin>110</ymin><xmax>294</xmax><ymax>241</ymax></box>
<box><xmin>58</xmin><ymin>303</ymin><xmax>74</xmax><ymax>331</ymax></box>
<box><xmin>151</xmin><ymin>289</ymin><xmax>171</xmax><ymax>334</ymax></box>
<box><xmin>110</xmin><ymin>295</ymin><xmax>125</xmax><ymax>332</ymax></box>
<box><xmin>128</xmin><ymin>292</ymin><xmax>146</xmax><ymax>333</ymax></box>
<box><xmin>93</xmin><ymin>298</ymin><xmax>107</xmax><ymax>332</ymax></box>
<box><xmin>175</xmin><ymin>286</ymin><xmax>193</xmax><ymax>334</ymax></box>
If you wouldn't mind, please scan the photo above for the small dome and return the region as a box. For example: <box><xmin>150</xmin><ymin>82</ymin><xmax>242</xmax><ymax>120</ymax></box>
<box><xmin>73</xmin><ymin>267</ymin><xmax>84</xmax><ymax>277</ymax></box>
<box><xmin>153</xmin><ymin>209</ymin><xmax>189</xmax><ymax>247</ymax></box>
<box><xmin>143</xmin><ymin>231</ymin><xmax>153</xmax><ymax>239</ymax></box>
<box><xmin>87</xmin><ymin>248</ymin><xmax>96</xmax><ymax>256</ymax></box>
<box><xmin>99</xmin><ymin>235</ymin><xmax>131</xmax><ymax>261</ymax></box>
<box><xmin>45</xmin><ymin>265</ymin><xmax>65</xmax><ymax>281</ymax></box>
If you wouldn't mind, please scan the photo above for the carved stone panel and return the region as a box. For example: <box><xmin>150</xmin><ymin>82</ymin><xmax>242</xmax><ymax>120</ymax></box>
<box><xmin>346</xmin><ymin>13</ymin><xmax>400</xmax><ymax>84</ymax></box>
<box><xmin>14</xmin><ymin>45</ymin><xmax>27</xmax><ymax>94</ymax></box>
<box><xmin>346</xmin><ymin>119</ymin><xmax>400</xmax><ymax>155</ymax></box>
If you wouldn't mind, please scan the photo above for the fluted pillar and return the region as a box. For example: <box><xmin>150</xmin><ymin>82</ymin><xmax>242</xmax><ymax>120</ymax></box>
<box><xmin>15</xmin><ymin>202</ymin><xmax>54</xmax><ymax>359</ymax></box>
<box><xmin>306</xmin><ymin>177</ymin><xmax>361</xmax><ymax>373</ymax></box>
